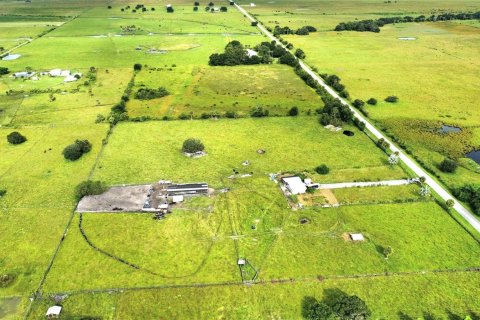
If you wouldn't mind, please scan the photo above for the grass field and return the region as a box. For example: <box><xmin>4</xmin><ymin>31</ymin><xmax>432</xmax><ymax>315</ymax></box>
<box><xmin>0</xmin><ymin>1</ymin><xmax>479</xmax><ymax>319</ymax></box>
<box><xmin>246</xmin><ymin>0</ymin><xmax>480</xmax><ymax>189</ymax></box>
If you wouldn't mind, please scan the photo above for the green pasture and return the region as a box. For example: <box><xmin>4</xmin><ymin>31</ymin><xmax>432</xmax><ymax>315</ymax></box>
<box><xmin>128</xmin><ymin>64</ymin><xmax>323</xmax><ymax>117</ymax></box>
<box><xmin>92</xmin><ymin>117</ymin><xmax>404</xmax><ymax>186</ymax></box>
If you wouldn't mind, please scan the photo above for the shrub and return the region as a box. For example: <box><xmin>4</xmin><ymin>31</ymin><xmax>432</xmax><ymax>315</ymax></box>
<box><xmin>7</xmin><ymin>131</ymin><xmax>27</xmax><ymax>145</ymax></box>
<box><xmin>225</xmin><ymin>110</ymin><xmax>237</xmax><ymax>118</ymax></box>
<box><xmin>446</xmin><ymin>199</ymin><xmax>455</xmax><ymax>208</ymax></box>
<box><xmin>439</xmin><ymin>158</ymin><xmax>457</xmax><ymax>173</ymax></box>
<box><xmin>315</xmin><ymin>164</ymin><xmax>330</xmax><ymax>175</ymax></box>
<box><xmin>453</xmin><ymin>185</ymin><xmax>480</xmax><ymax>215</ymax></box>
<box><xmin>63</xmin><ymin>140</ymin><xmax>92</xmax><ymax>161</ymax></box>
<box><xmin>294</xmin><ymin>48</ymin><xmax>306</xmax><ymax>59</ymax></box>
<box><xmin>178</xmin><ymin>113</ymin><xmax>189</xmax><ymax>120</ymax></box>
<box><xmin>0</xmin><ymin>189</ymin><xmax>6</xmax><ymax>197</ymax></box>
<box><xmin>353</xmin><ymin>99</ymin><xmax>365</xmax><ymax>108</ymax></box>
<box><xmin>0</xmin><ymin>67</ymin><xmax>9</xmax><ymax>75</ymax></box>
<box><xmin>367</xmin><ymin>98</ymin><xmax>377</xmax><ymax>105</ymax></box>
<box><xmin>385</xmin><ymin>95</ymin><xmax>398</xmax><ymax>103</ymax></box>
<box><xmin>339</xmin><ymin>90</ymin><xmax>350</xmax><ymax>99</ymax></box>
<box><xmin>75</xmin><ymin>180</ymin><xmax>107</xmax><ymax>200</ymax></box>
<box><xmin>134</xmin><ymin>87</ymin><xmax>170</xmax><ymax>100</ymax></box>
<box><xmin>0</xmin><ymin>274</ymin><xmax>15</xmax><ymax>288</ymax></box>
<box><xmin>133</xmin><ymin>63</ymin><xmax>142</xmax><ymax>71</ymax></box>
<box><xmin>288</xmin><ymin>106</ymin><xmax>299</xmax><ymax>116</ymax></box>
<box><xmin>279</xmin><ymin>52</ymin><xmax>299</xmax><ymax>67</ymax></box>
<box><xmin>182</xmin><ymin>138</ymin><xmax>205</xmax><ymax>153</ymax></box>
<box><xmin>250</xmin><ymin>106</ymin><xmax>269</xmax><ymax>118</ymax></box>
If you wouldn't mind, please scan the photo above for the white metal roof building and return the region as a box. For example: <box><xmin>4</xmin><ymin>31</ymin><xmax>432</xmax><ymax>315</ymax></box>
<box><xmin>46</xmin><ymin>306</ymin><xmax>62</xmax><ymax>318</ymax></box>
<box><xmin>282</xmin><ymin>176</ymin><xmax>307</xmax><ymax>195</ymax></box>
<box><xmin>350</xmin><ymin>233</ymin><xmax>365</xmax><ymax>241</ymax></box>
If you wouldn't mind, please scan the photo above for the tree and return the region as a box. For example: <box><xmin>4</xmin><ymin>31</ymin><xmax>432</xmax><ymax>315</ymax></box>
<box><xmin>63</xmin><ymin>140</ymin><xmax>92</xmax><ymax>161</ymax></box>
<box><xmin>295</xmin><ymin>48</ymin><xmax>306</xmax><ymax>59</ymax></box>
<box><xmin>107</xmin><ymin>5</ymin><xmax>112</xmax><ymax>9</ymax></box>
<box><xmin>182</xmin><ymin>138</ymin><xmax>205</xmax><ymax>153</ymax></box>
<box><xmin>193</xmin><ymin>6</ymin><xmax>198</xmax><ymax>11</ymax></box>
<box><xmin>383</xmin><ymin>246</ymin><xmax>393</xmax><ymax>259</ymax></box>
<box><xmin>332</xmin><ymin>295</ymin><xmax>371</xmax><ymax>320</ymax></box>
<box><xmin>220</xmin><ymin>6</ymin><xmax>228</xmax><ymax>12</ymax></box>
<box><xmin>439</xmin><ymin>158</ymin><xmax>457</xmax><ymax>173</ymax></box>
<box><xmin>302</xmin><ymin>297</ymin><xmax>335</xmax><ymax>320</ymax></box>
<box><xmin>279</xmin><ymin>52</ymin><xmax>298</xmax><ymax>67</ymax></box>
<box><xmin>7</xmin><ymin>131</ymin><xmax>27</xmax><ymax>145</ymax></box>
<box><xmin>385</xmin><ymin>95</ymin><xmax>398</xmax><ymax>103</ymax></box>
<box><xmin>194</xmin><ymin>1</ymin><xmax>200</xmax><ymax>5</ymax></box>
<box><xmin>288</xmin><ymin>106</ymin><xmax>299</xmax><ymax>116</ymax></box>
<box><xmin>315</xmin><ymin>165</ymin><xmax>330</xmax><ymax>175</ymax></box>
<box><xmin>166</xmin><ymin>5</ymin><xmax>174</xmax><ymax>12</ymax></box>
<box><xmin>367</xmin><ymin>98</ymin><xmax>377</xmax><ymax>105</ymax></box>
<box><xmin>208</xmin><ymin>1</ymin><xmax>215</xmax><ymax>6</ymax></box>
<box><xmin>353</xmin><ymin>99</ymin><xmax>365</xmax><ymax>108</ymax></box>
<box><xmin>75</xmin><ymin>180</ymin><xmax>107</xmax><ymax>200</ymax></box>
<box><xmin>133</xmin><ymin>63</ymin><xmax>142</xmax><ymax>71</ymax></box>
<box><xmin>446</xmin><ymin>199</ymin><xmax>455</xmax><ymax>208</ymax></box>
<box><xmin>0</xmin><ymin>67</ymin><xmax>9</xmax><ymax>75</ymax></box>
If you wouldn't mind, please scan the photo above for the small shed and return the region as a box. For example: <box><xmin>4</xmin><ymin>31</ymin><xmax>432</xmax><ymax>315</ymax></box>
<box><xmin>246</xmin><ymin>49</ymin><xmax>258</xmax><ymax>58</ymax></box>
<box><xmin>46</xmin><ymin>306</ymin><xmax>62</xmax><ymax>318</ymax></box>
<box><xmin>350</xmin><ymin>233</ymin><xmax>365</xmax><ymax>241</ymax></box>
<box><xmin>282</xmin><ymin>176</ymin><xmax>307</xmax><ymax>195</ymax></box>
<box><xmin>171</xmin><ymin>195</ymin><xmax>184</xmax><ymax>203</ymax></box>
<box><xmin>237</xmin><ymin>258</ymin><xmax>246</xmax><ymax>266</ymax></box>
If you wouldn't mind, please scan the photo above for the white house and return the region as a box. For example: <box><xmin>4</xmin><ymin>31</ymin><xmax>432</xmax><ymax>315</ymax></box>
<box><xmin>46</xmin><ymin>306</ymin><xmax>62</xmax><ymax>318</ymax></box>
<box><xmin>282</xmin><ymin>176</ymin><xmax>307</xmax><ymax>195</ymax></box>
<box><xmin>49</xmin><ymin>69</ymin><xmax>70</xmax><ymax>77</ymax></box>
<box><xmin>350</xmin><ymin>233</ymin><xmax>365</xmax><ymax>241</ymax></box>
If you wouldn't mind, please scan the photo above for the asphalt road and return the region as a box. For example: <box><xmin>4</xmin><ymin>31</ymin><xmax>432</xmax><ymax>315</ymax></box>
<box><xmin>233</xmin><ymin>2</ymin><xmax>480</xmax><ymax>233</ymax></box>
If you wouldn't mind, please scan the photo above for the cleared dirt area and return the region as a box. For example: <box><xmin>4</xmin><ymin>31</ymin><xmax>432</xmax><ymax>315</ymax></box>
<box><xmin>76</xmin><ymin>185</ymin><xmax>151</xmax><ymax>213</ymax></box>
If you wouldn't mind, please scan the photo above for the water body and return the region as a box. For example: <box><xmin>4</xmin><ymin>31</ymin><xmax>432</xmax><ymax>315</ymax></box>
<box><xmin>439</xmin><ymin>125</ymin><xmax>461</xmax><ymax>133</ymax></box>
<box><xmin>2</xmin><ymin>54</ymin><xmax>21</xmax><ymax>61</ymax></box>
<box><xmin>466</xmin><ymin>150</ymin><xmax>480</xmax><ymax>165</ymax></box>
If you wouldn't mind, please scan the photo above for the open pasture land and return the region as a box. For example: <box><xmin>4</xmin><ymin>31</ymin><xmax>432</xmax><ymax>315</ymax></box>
<box><xmin>92</xmin><ymin>117</ymin><xmax>406</xmax><ymax>185</ymax></box>
<box><xmin>129</xmin><ymin>64</ymin><xmax>323</xmax><ymax>118</ymax></box>
<box><xmin>245</xmin><ymin>0</ymin><xmax>480</xmax><ymax>189</ymax></box>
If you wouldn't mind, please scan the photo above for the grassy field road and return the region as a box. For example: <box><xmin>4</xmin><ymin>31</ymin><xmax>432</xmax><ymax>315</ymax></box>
<box><xmin>232</xmin><ymin>2</ymin><xmax>480</xmax><ymax>234</ymax></box>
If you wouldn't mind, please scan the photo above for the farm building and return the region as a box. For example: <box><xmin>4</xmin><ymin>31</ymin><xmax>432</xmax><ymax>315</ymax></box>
<box><xmin>246</xmin><ymin>49</ymin><xmax>258</xmax><ymax>58</ymax></box>
<box><xmin>282</xmin><ymin>176</ymin><xmax>306</xmax><ymax>195</ymax></box>
<box><xmin>46</xmin><ymin>306</ymin><xmax>62</xmax><ymax>318</ymax></box>
<box><xmin>350</xmin><ymin>233</ymin><xmax>365</xmax><ymax>241</ymax></box>
<box><xmin>49</xmin><ymin>69</ymin><xmax>70</xmax><ymax>77</ymax></box>
<box><xmin>13</xmin><ymin>71</ymin><xmax>35</xmax><ymax>79</ymax></box>
<box><xmin>166</xmin><ymin>183</ymin><xmax>208</xmax><ymax>196</ymax></box>
<box><xmin>64</xmin><ymin>73</ymin><xmax>82</xmax><ymax>82</ymax></box>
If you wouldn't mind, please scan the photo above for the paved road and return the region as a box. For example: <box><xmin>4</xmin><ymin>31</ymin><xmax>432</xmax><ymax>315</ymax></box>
<box><xmin>233</xmin><ymin>3</ymin><xmax>480</xmax><ymax>233</ymax></box>
<box><xmin>318</xmin><ymin>179</ymin><xmax>411</xmax><ymax>190</ymax></box>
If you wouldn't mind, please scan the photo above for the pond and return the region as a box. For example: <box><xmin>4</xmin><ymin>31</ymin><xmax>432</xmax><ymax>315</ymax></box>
<box><xmin>1</xmin><ymin>54</ymin><xmax>21</xmax><ymax>61</ymax></box>
<box><xmin>439</xmin><ymin>125</ymin><xmax>461</xmax><ymax>133</ymax></box>
<box><xmin>466</xmin><ymin>150</ymin><xmax>480</xmax><ymax>165</ymax></box>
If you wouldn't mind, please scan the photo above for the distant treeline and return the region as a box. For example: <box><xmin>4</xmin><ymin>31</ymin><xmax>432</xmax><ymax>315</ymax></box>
<box><xmin>334</xmin><ymin>11</ymin><xmax>480</xmax><ymax>33</ymax></box>
<box><xmin>273</xmin><ymin>25</ymin><xmax>317</xmax><ymax>36</ymax></box>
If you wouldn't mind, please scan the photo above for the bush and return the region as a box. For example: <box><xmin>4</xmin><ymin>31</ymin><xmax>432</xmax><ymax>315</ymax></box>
<box><xmin>367</xmin><ymin>98</ymin><xmax>377</xmax><ymax>105</ymax></box>
<box><xmin>294</xmin><ymin>48</ymin><xmax>306</xmax><ymax>59</ymax></box>
<box><xmin>182</xmin><ymin>138</ymin><xmax>205</xmax><ymax>153</ymax></box>
<box><xmin>288</xmin><ymin>106</ymin><xmax>299</xmax><ymax>116</ymax></box>
<box><xmin>439</xmin><ymin>158</ymin><xmax>457</xmax><ymax>173</ymax></box>
<box><xmin>353</xmin><ymin>99</ymin><xmax>365</xmax><ymax>108</ymax></box>
<box><xmin>0</xmin><ymin>67</ymin><xmax>9</xmax><ymax>75</ymax></box>
<box><xmin>7</xmin><ymin>131</ymin><xmax>27</xmax><ymax>145</ymax></box>
<box><xmin>134</xmin><ymin>87</ymin><xmax>170</xmax><ymax>100</ymax></box>
<box><xmin>315</xmin><ymin>164</ymin><xmax>330</xmax><ymax>175</ymax></box>
<box><xmin>133</xmin><ymin>63</ymin><xmax>142</xmax><ymax>71</ymax></box>
<box><xmin>250</xmin><ymin>106</ymin><xmax>269</xmax><ymax>118</ymax></box>
<box><xmin>0</xmin><ymin>189</ymin><xmax>6</xmax><ymax>197</ymax></box>
<box><xmin>0</xmin><ymin>274</ymin><xmax>15</xmax><ymax>288</ymax></box>
<box><xmin>385</xmin><ymin>95</ymin><xmax>398</xmax><ymax>103</ymax></box>
<box><xmin>453</xmin><ymin>185</ymin><xmax>480</xmax><ymax>215</ymax></box>
<box><xmin>225</xmin><ymin>110</ymin><xmax>237</xmax><ymax>118</ymax></box>
<box><xmin>279</xmin><ymin>52</ymin><xmax>299</xmax><ymax>67</ymax></box>
<box><xmin>75</xmin><ymin>180</ymin><xmax>107</xmax><ymax>200</ymax></box>
<box><xmin>63</xmin><ymin>140</ymin><xmax>92</xmax><ymax>161</ymax></box>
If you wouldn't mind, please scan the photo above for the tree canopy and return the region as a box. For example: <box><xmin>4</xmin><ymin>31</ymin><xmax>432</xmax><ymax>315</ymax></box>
<box><xmin>7</xmin><ymin>131</ymin><xmax>27</xmax><ymax>145</ymax></box>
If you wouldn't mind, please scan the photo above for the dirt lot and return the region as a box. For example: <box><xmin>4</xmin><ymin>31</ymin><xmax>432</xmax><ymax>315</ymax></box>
<box><xmin>76</xmin><ymin>185</ymin><xmax>151</xmax><ymax>212</ymax></box>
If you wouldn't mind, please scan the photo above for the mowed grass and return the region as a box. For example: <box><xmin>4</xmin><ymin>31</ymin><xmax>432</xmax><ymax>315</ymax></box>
<box><xmin>28</xmin><ymin>271</ymin><xmax>480</xmax><ymax>319</ymax></box>
<box><xmin>128</xmin><ymin>64</ymin><xmax>324</xmax><ymax>118</ymax></box>
<box><xmin>92</xmin><ymin>117</ymin><xmax>405</xmax><ymax>186</ymax></box>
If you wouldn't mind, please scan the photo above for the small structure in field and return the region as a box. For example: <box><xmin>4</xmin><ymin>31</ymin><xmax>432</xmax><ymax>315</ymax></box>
<box><xmin>64</xmin><ymin>73</ymin><xmax>82</xmax><ymax>82</ymax></box>
<box><xmin>257</xmin><ymin>149</ymin><xmax>266</xmax><ymax>154</ymax></box>
<box><xmin>170</xmin><ymin>195</ymin><xmax>184</xmax><ymax>203</ymax></box>
<box><xmin>246</xmin><ymin>49</ymin><xmax>258</xmax><ymax>58</ymax></box>
<box><xmin>13</xmin><ymin>71</ymin><xmax>35</xmax><ymax>79</ymax></box>
<box><xmin>237</xmin><ymin>258</ymin><xmax>246</xmax><ymax>266</ymax></box>
<box><xmin>282</xmin><ymin>176</ymin><xmax>307</xmax><ymax>195</ymax></box>
<box><xmin>46</xmin><ymin>306</ymin><xmax>62</xmax><ymax>318</ymax></box>
<box><xmin>350</xmin><ymin>233</ymin><xmax>365</xmax><ymax>242</ymax></box>
<box><xmin>250</xmin><ymin>3</ymin><xmax>256</xmax><ymax>6</ymax></box>
<box><xmin>167</xmin><ymin>183</ymin><xmax>209</xmax><ymax>196</ymax></box>
<box><xmin>49</xmin><ymin>69</ymin><xmax>70</xmax><ymax>77</ymax></box>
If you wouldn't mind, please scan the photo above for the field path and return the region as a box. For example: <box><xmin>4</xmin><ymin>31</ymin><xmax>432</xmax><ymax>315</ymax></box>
<box><xmin>232</xmin><ymin>2</ymin><xmax>480</xmax><ymax>233</ymax></box>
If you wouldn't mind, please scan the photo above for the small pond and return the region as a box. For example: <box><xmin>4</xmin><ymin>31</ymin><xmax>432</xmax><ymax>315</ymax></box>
<box><xmin>343</xmin><ymin>130</ymin><xmax>354</xmax><ymax>137</ymax></box>
<box><xmin>2</xmin><ymin>54</ymin><xmax>21</xmax><ymax>61</ymax></box>
<box><xmin>439</xmin><ymin>125</ymin><xmax>461</xmax><ymax>133</ymax></box>
<box><xmin>466</xmin><ymin>150</ymin><xmax>480</xmax><ymax>165</ymax></box>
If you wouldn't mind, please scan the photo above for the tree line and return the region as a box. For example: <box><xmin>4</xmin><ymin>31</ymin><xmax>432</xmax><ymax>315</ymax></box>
<box><xmin>273</xmin><ymin>25</ymin><xmax>317</xmax><ymax>36</ymax></box>
<box><xmin>335</xmin><ymin>11</ymin><xmax>480</xmax><ymax>32</ymax></box>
